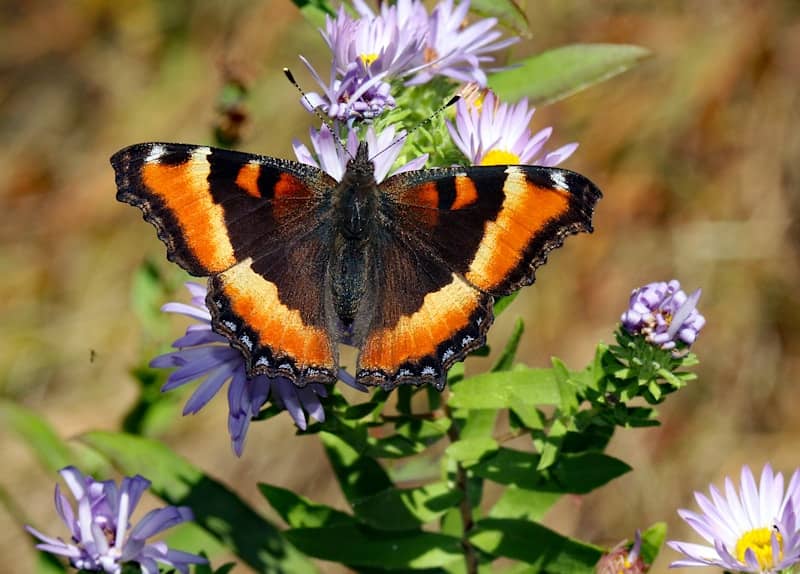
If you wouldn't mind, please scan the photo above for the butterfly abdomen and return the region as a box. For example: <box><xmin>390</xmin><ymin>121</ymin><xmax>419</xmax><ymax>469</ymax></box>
<box><xmin>329</xmin><ymin>148</ymin><xmax>379</xmax><ymax>324</ymax></box>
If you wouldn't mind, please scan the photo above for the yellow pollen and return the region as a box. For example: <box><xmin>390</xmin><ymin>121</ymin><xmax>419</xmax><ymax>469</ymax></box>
<box><xmin>480</xmin><ymin>149</ymin><xmax>520</xmax><ymax>166</ymax></box>
<box><xmin>735</xmin><ymin>527</ymin><xmax>782</xmax><ymax>570</ymax></box>
<box><xmin>424</xmin><ymin>46</ymin><xmax>439</xmax><ymax>64</ymax></box>
<box><xmin>360</xmin><ymin>53</ymin><xmax>379</xmax><ymax>67</ymax></box>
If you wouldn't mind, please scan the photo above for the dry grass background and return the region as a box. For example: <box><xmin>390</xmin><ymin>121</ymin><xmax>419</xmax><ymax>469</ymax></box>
<box><xmin>2</xmin><ymin>0</ymin><xmax>799</xmax><ymax>572</ymax></box>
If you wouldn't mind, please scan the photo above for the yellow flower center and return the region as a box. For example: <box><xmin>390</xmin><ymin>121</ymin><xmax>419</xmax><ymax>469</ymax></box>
<box><xmin>735</xmin><ymin>527</ymin><xmax>782</xmax><ymax>570</ymax></box>
<box><xmin>480</xmin><ymin>149</ymin><xmax>520</xmax><ymax>166</ymax></box>
<box><xmin>360</xmin><ymin>53</ymin><xmax>379</xmax><ymax>67</ymax></box>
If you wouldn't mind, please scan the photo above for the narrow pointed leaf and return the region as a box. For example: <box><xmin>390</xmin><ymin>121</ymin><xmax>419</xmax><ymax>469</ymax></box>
<box><xmin>470</xmin><ymin>518</ymin><xmax>601</xmax><ymax>571</ymax></box>
<box><xmin>448</xmin><ymin>368</ymin><xmax>560</xmax><ymax>410</ymax></box>
<box><xmin>489</xmin><ymin>44</ymin><xmax>651</xmax><ymax>105</ymax></box>
<box><xmin>470</xmin><ymin>0</ymin><xmax>530</xmax><ymax>36</ymax></box>
<box><xmin>286</xmin><ymin>526</ymin><xmax>463</xmax><ymax>569</ymax></box>
<box><xmin>258</xmin><ymin>483</ymin><xmax>354</xmax><ymax>528</ymax></box>
<box><xmin>352</xmin><ymin>483</ymin><xmax>462</xmax><ymax>531</ymax></box>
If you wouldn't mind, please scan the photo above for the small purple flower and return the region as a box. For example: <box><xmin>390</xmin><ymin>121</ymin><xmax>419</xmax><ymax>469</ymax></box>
<box><xmin>293</xmin><ymin>123</ymin><xmax>428</xmax><ymax>183</ymax></box>
<box><xmin>597</xmin><ymin>530</ymin><xmax>648</xmax><ymax>574</ymax></box>
<box><xmin>26</xmin><ymin>467</ymin><xmax>205</xmax><ymax>574</ymax></box>
<box><xmin>151</xmin><ymin>283</ymin><xmax>364</xmax><ymax>456</ymax></box>
<box><xmin>621</xmin><ymin>280</ymin><xmax>705</xmax><ymax>350</ymax></box>
<box><xmin>446</xmin><ymin>89</ymin><xmax>578</xmax><ymax>166</ymax></box>
<box><xmin>405</xmin><ymin>0</ymin><xmax>519</xmax><ymax>86</ymax></box>
<box><xmin>300</xmin><ymin>56</ymin><xmax>396</xmax><ymax>122</ymax></box>
<box><xmin>668</xmin><ymin>464</ymin><xmax>800</xmax><ymax>573</ymax></box>
<box><xmin>326</xmin><ymin>3</ymin><xmax>424</xmax><ymax>80</ymax></box>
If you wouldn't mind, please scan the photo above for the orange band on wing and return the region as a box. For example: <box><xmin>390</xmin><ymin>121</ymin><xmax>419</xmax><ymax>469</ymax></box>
<box><xmin>275</xmin><ymin>173</ymin><xmax>309</xmax><ymax>199</ymax></box>
<box><xmin>360</xmin><ymin>275</ymin><xmax>479</xmax><ymax>370</ymax></box>
<box><xmin>452</xmin><ymin>175</ymin><xmax>478</xmax><ymax>210</ymax></box>
<box><xmin>235</xmin><ymin>162</ymin><xmax>262</xmax><ymax>198</ymax></box>
<box><xmin>465</xmin><ymin>167</ymin><xmax>569</xmax><ymax>291</ymax></box>
<box><xmin>219</xmin><ymin>260</ymin><xmax>333</xmax><ymax>368</ymax></box>
<box><xmin>142</xmin><ymin>149</ymin><xmax>237</xmax><ymax>271</ymax></box>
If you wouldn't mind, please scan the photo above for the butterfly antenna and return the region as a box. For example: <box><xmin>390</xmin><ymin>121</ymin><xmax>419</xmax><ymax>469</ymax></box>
<box><xmin>283</xmin><ymin>68</ymin><xmax>352</xmax><ymax>159</ymax></box>
<box><xmin>371</xmin><ymin>93</ymin><xmax>461</xmax><ymax>162</ymax></box>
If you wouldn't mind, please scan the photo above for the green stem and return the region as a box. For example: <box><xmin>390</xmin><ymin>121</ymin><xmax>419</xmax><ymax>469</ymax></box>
<box><xmin>445</xmin><ymin>407</ymin><xmax>479</xmax><ymax>574</ymax></box>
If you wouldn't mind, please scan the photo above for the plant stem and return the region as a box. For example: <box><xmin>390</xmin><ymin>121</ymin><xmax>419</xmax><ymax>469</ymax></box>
<box><xmin>445</xmin><ymin>407</ymin><xmax>479</xmax><ymax>574</ymax></box>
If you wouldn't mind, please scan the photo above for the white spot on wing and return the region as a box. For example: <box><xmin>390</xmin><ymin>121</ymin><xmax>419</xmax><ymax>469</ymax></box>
<box><xmin>461</xmin><ymin>335</ymin><xmax>475</xmax><ymax>347</ymax></box>
<box><xmin>442</xmin><ymin>348</ymin><xmax>455</xmax><ymax>361</ymax></box>
<box><xmin>551</xmin><ymin>170</ymin><xmax>568</xmax><ymax>191</ymax></box>
<box><xmin>422</xmin><ymin>366</ymin><xmax>437</xmax><ymax>376</ymax></box>
<box><xmin>256</xmin><ymin>357</ymin><xmax>270</xmax><ymax>367</ymax></box>
<box><xmin>145</xmin><ymin>145</ymin><xmax>165</xmax><ymax>163</ymax></box>
<box><xmin>192</xmin><ymin>147</ymin><xmax>212</xmax><ymax>160</ymax></box>
<box><xmin>239</xmin><ymin>334</ymin><xmax>253</xmax><ymax>350</ymax></box>
<box><xmin>223</xmin><ymin>320</ymin><xmax>237</xmax><ymax>332</ymax></box>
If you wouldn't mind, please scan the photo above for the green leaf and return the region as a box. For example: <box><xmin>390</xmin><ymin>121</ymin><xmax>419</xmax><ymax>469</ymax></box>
<box><xmin>492</xmin><ymin>318</ymin><xmax>524</xmax><ymax>372</ymax></box>
<box><xmin>509</xmin><ymin>404</ymin><xmax>543</xmax><ymax>430</ymax></box>
<box><xmin>640</xmin><ymin>522</ymin><xmax>667</xmax><ymax>565</ymax></box>
<box><xmin>550</xmin><ymin>452</ymin><xmax>631</xmax><ymax>493</ymax></box>
<box><xmin>493</xmin><ymin>292</ymin><xmax>518</xmax><ymax>316</ymax></box>
<box><xmin>35</xmin><ymin>551</ymin><xmax>67</xmax><ymax>574</ymax></box>
<box><xmin>1</xmin><ymin>401</ymin><xmax>73</xmax><ymax>472</ymax></box>
<box><xmin>447</xmin><ymin>368</ymin><xmax>560</xmax><ymax>410</ymax></box>
<box><xmin>352</xmin><ymin>483</ymin><xmax>462</xmax><ymax>531</ymax></box>
<box><xmin>286</xmin><ymin>525</ymin><xmax>463</xmax><ymax>569</ymax></box>
<box><xmin>446</xmin><ymin>437</ymin><xmax>498</xmax><ymax>465</ymax></box>
<box><xmin>536</xmin><ymin>417</ymin><xmax>566</xmax><ymax>471</ymax></box>
<box><xmin>489</xmin><ymin>44</ymin><xmax>651</xmax><ymax>105</ymax></box>
<box><xmin>366</xmin><ymin>433</ymin><xmax>425</xmax><ymax>458</ymax></box>
<box><xmin>470</xmin><ymin>518</ymin><xmax>602</xmax><ymax>571</ymax></box>
<box><xmin>1</xmin><ymin>401</ymin><xmax>105</xmax><ymax>474</ymax></box>
<box><xmin>469</xmin><ymin>0</ymin><xmax>530</xmax><ymax>36</ymax></box>
<box><xmin>290</xmin><ymin>0</ymin><xmax>334</xmax><ymax>27</ymax></box>
<box><xmin>320</xmin><ymin>430</ymin><xmax>394</xmax><ymax>505</ymax></box>
<box><xmin>258</xmin><ymin>483</ymin><xmax>354</xmax><ymax>528</ymax></box>
<box><xmin>488</xmin><ymin>486</ymin><xmax>561</xmax><ymax>521</ymax></box>
<box><xmin>472</xmin><ymin>448</ymin><xmax>539</xmax><ymax>488</ymax></box>
<box><xmin>81</xmin><ymin>431</ymin><xmax>316</xmax><ymax>574</ymax></box>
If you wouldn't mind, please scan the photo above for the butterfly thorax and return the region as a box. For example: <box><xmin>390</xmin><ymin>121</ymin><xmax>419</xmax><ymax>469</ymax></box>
<box><xmin>330</xmin><ymin>142</ymin><xmax>378</xmax><ymax>324</ymax></box>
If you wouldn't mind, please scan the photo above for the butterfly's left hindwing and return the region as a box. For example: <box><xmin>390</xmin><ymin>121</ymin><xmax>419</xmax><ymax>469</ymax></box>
<box><xmin>111</xmin><ymin>143</ymin><xmax>339</xmax><ymax>384</ymax></box>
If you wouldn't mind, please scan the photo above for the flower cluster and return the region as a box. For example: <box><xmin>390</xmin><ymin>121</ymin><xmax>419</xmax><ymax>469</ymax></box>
<box><xmin>27</xmin><ymin>467</ymin><xmax>205</xmax><ymax>574</ymax></box>
<box><xmin>302</xmin><ymin>0</ymin><xmax>518</xmax><ymax>121</ymax></box>
<box><xmin>621</xmin><ymin>279</ymin><xmax>705</xmax><ymax>350</ymax></box>
<box><xmin>150</xmin><ymin>282</ymin><xmax>365</xmax><ymax>456</ymax></box>
<box><xmin>669</xmin><ymin>464</ymin><xmax>800</xmax><ymax>573</ymax></box>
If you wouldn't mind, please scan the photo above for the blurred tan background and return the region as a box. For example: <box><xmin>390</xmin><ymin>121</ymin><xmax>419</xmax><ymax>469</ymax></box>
<box><xmin>2</xmin><ymin>0</ymin><xmax>799</xmax><ymax>572</ymax></box>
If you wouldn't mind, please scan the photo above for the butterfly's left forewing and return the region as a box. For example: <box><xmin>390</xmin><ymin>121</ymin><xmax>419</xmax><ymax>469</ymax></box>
<box><xmin>112</xmin><ymin>143</ymin><xmax>340</xmax><ymax>384</ymax></box>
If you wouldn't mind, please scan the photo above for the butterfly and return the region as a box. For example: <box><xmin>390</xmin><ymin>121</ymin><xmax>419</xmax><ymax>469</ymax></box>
<box><xmin>111</xmin><ymin>139</ymin><xmax>600</xmax><ymax>390</ymax></box>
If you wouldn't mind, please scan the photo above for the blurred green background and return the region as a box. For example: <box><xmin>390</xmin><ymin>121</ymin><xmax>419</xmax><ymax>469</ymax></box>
<box><xmin>2</xmin><ymin>1</ymin><xmax>799</xmax><ymax>572</ymax></box>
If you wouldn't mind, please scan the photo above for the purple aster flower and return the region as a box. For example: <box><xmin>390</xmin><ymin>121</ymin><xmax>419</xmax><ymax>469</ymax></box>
<box><xmin>405</xmin><ymin>0</ymin><xmax>519</xmax><ymax>86</ymax></box>
<box><xmin>597</xmin><ymin>530</ymin><xmax>648</xmax><ymax>574</ymax></box>
<box><xmin>668</xmin><ymin>464</ymin><xmax>800</xmax><ymax>573</ymax></box>
<box><xmin>151</xmin><ymin>282</ymin><xmax>364</xmax><ymax>456</ymax></box>
<box><xmin>446</xmin><ymin>89</ymin><xmax>578</xmax><ymax>166</ymax></box>
<box><xmin>326</xmin><ymin>3</ymin><xmax>424</xmax><ymax>80</ymax></box>
<box><xmin>620</xmin><ymin>280</ymin><xmax>706</xmax><ymax>350</ymax></box>
<box><xmin>293</xmin><ymin>123</ymin><xmax>428</xmax><ymax>183</ymax></box>
<box><xmin>300</xmin><ymin>55</ymin><xmax>396</xmax><ymax>122</ymax></box>
<box><xmin>26</xmin><ymin>467</ymin><xmax>205</xmax><ymax>574</ymax></box>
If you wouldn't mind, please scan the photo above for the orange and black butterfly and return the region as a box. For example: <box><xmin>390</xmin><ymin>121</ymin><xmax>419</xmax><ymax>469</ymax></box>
<box><xmin>111</xmin><ymin>140</ymin><xmax>600</xmax><ymax>390</ymax></box>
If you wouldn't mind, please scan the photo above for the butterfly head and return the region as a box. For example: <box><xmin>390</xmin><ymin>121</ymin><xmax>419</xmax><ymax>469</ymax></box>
<box><xmin>346</xmin><ymin>141</ymin><xmax>375</xmax><ymax>180</ymax></box>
